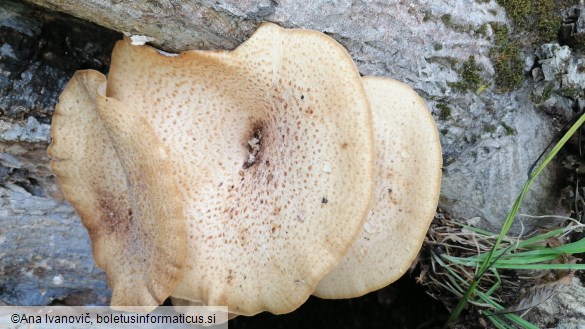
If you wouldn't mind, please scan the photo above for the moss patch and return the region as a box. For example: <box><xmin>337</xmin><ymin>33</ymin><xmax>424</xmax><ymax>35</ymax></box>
<box><xmin>422</xmin><ymin>10</ymin><xmax>432</xmax><ymax>22</ymax></box>
<box><xmin>501</xmin><ymin>122</ymin><xmax>516</xmax><ymax>135</ymax></box>
<box><xmin>532</xmin><ymin>83</ymin><xmax>555</xmax><ymax>103</ymax></box>
<box><xmin>448</xmin><ymin>56</ymin><xmax>486</xmax><ymax>93</ymax></box>
<box><xmin>490</xmin><ymin>24</ymin><xmax>524</xmax><ymax>92</ymax></box>
<box><xmin>542</xmin><ymin>84</ymin><xmax>555</xmax><ymax>101</ymax></box>
<box><xmin>476</xmin><ymin>23</ymin><xmax>490</xmax><ymax>38</ymax></box>
<box><xmin>484</xmin><ymin>124</ymin><xmax>497</xmax><ymax>133</ymax></box>
<box><xmin>441</xmin><ymin>14</ymin><xmax>469</xmax><ymax>33</ymax></box>
<box><xmin>497</xmin><ymin>0</ymin><xmax>562</xmax><ymax>43</ymax></box>
<box><xmin>441</xmin><ymin>14</ymin><xmax>453</xmax><ymax>26</ymax></box>
<box><xmin>440</xmin><ymin>13</ymin><xmax>484</xmax><ymax>35</ymax></box>
<box><xmin>489</xmin><ymin>1</ymin><xmax>570</xmax><ymax>92</ymax></box>
<box><xmin>557</xmin><ymin>87</ymin><xmax>581</xmax><ymax>99</ymax></box>
<box><xmin>436</xmin><ymin>103</ymin><xmax>453</xmax><ymax>120</ymax></box>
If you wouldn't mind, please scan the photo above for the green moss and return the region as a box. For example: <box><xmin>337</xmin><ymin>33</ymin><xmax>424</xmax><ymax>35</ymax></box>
<box><xmin>448</xmin><ymin>56</ymin><xmax>485</xmax><ymax>92</ymax></box>
<box><xmin>484</xmin><ymin>125</ymin><xmax>497</xmax><ymax>133</ymax></box>
<box><xmin>496</xmin><ymin>0</ymin><xmax>562</xmax><ymax>42</ymax></box>
<box><xmin>440</xmin><ymin>14</ymin><xmax>470</xmax><ymax>33</ymax></box>
<box><xmin>422</xmin><ymin>10</ymin><xmax>432</xmax><ymax>22</ymax></box>
<box><xmin>532</xmin><ymin>84</ymin><xmax>555</xmax><ymax>103</ymax></box>
<box><xmin>441</xmin><ymin>14</ymin><xmax>453</xmax><ymax>26</ymax></box>
<box><xmin>489</xmin><ymin>1</ymin><xmax>569</xmax><ymax>92</ymax></box>
<box><xmin>441</xmin><ymin>128</ymin><xmax>449</xmax><ymax>135</ymax></box>
<box><xmin>497</xmin><ymin>0</ymin><xmax>531</xmax><ymax>26</ymax></box>
<box><xmin>460</xmin><ymin>56</ymin><xmax>483</xmax><ymax>89</ymax></box>
<box><xmin>557</xmin><ymin>87</ymin><xmax>581</xmax><ymax>99</ymax></box>
<box><xmin>541</xmin><ymin>84</ymin><xmax>554</xmax><ymax>101</ymax></box>
<box><xmin>490</xmin><ymin>24</ymin><xmax>524</xmax><ymax>92</ymax></box>
<box><xmin>433</xmin><ymin>43</ymin><xmax>443</xmax><ymax>51</ymax></box>
<box><xmin>476</xmin><ymin>24</ymin><xmax>490</xmax><ymax>38</ymax></box>
<box><xmin>441</xmin><ymin>14</ymin><xmax>452</xmax><ymax>26</ymax></box>
<box><xmin>436</xmin><ymin>103</ymin><xmax>453</xmax><ymax>120</ymax></box>
<box><xmin>532</xmin><ymin>83</ymin><xmax>555</xmax><ymax>104</ymax></box>
<box><xmin>501</xmin><ymin>122</ymin><xmax>516</xmax><ymax>135</ymax></box>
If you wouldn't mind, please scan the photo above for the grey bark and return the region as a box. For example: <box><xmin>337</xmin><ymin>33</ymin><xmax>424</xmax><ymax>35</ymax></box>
<box><xmin>1</xmin><ymin>0</ymin><xmax>583</xmax><ymax>325</ymax></box>
<box><xmin>1</xmin><ymin>0</ymin><xmax>117</xmax><ymax>305</ymax></box>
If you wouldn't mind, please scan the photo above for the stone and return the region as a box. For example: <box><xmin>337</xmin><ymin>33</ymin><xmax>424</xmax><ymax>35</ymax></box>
<box><xmin>531</xmin><ymin>42</ymin><xmax>585</xmax><ymax>123</ymax></box>
<box><xmin>537</xmin><ymin>44</ymin><xmax>571</xmax><ymax>81</ymax></box>
<box><xmin>524</xmin><ymin>54</ymin><xmax>535</xmax><ymax>73</ymax></box>
<box><xmin>532</xmin><ymin>67</ymin><xmax>544</xmax><ymax>82</ymax></box>
<box><xmin>524</xmin><ymin>278</ymin><xmax>585</xmax><ymax>329</ymax></box>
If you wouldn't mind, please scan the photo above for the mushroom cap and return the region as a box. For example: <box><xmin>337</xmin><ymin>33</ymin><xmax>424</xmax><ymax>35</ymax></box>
<box><xmin>48</xmin><ymin>70</ymin><xmax>185</xmax><ymax>310</ymax></box>
<box><xmin>105</xmin><ymin>23</ymin><xmax>376</xmax><ymax>315</ymax></box>
<box><xmin>170</xmin><ymin>297</ymin><xmax>235</xmax><ymax>322</ymax></box>
<box><xmin>313</xmin><ymin>76</ymin><xmax>442</xmax><ymax>298</ymax></box>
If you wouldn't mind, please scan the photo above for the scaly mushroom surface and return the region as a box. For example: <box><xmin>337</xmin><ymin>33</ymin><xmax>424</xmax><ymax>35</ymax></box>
<box><xmin>314</xmin><ymin>76</ymin><xmax>442</xmax><ymax>298</ymax></box>
<box><xmin>48</xmin><ymin>71</ymin><xmax>185</xmax><ymax>310</ymax></box>
<box><xmin>50</xmin><ymin>23</ymin><xmax>377</xmax><ymax>315</ymax></box>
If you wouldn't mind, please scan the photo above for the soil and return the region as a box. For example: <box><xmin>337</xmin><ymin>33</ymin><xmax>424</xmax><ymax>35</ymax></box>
<box><xmin>228</xmin><ymin>275</ymin><xmax>449</xmax><ymax>329</ymax></box>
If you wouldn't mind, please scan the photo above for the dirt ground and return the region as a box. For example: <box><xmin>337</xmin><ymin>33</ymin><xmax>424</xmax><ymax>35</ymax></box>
<box><xmin>228</xmin><ymin>275</ymin><xmax>449</xmax><ymax>329</ymax></box>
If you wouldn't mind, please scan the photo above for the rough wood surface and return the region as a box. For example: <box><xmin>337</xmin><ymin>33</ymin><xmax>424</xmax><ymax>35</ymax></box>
<box><xmin>23</xmin><ymin>0</ymin><xmax>261</xmax><ymax>52</ymax></box>
<box><xmin>1</xmin><ymin>0</ymin><xmax>117</xmax><ymax>305</ymax></box>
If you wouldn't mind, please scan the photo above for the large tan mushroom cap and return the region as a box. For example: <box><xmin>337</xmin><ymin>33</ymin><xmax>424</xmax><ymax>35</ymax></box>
<box><xmin>170</xmin><ymin>297</ymin><xmax>235</xmax><ymax>322</ymax></box>
<box><xmin>48</xmin><ymin>71</ymin><xmax>185</xmax><ymax>310</ymax></box>
<box><xmin>105</xmin><ymin>23</ymin><xmax>376</xmax><ymax>315</ymax></box>
<box><xmin>313</xmin><ymin>76</ymin><xmax>442</xmax><ymax>298</ymax></box>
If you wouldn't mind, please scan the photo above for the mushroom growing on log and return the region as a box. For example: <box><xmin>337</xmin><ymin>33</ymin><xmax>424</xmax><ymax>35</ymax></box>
<box><xmin>49</xmin><ymin>23</ymin><xmax>377</xmax><ymax>315</ymax></box>
<box><xmin>49</xmin><ymin>22</ymin><xmax>441</xmax><ymax>316</ymax></box>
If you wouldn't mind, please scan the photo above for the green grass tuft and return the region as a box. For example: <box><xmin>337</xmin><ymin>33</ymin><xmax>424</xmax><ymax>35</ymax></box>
<box><xmin>437</xmin><ymin>111</ymin><xmax>585</xmax><ymax>328</ymax></box>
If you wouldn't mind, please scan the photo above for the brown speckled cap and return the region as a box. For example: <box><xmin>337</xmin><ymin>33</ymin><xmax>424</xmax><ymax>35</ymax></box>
<box><xmin>53</xmin><ymin>22</ymin><xmax>377</xmax><ymax>315</ymax></box>
<box><xmin>48</xmin><ymin>70</ymin><xmax>185</xmax><ymax>310</ymax></box>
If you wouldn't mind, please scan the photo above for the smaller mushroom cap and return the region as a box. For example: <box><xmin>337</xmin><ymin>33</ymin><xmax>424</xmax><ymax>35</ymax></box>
<box><xmin>313</xmin><ymin>76</ymin><xmax>442</xmax><ymax>298</ymax></box>
<box><xmin>48</xmin><ymin>70</ymin><xmax>185</xmax><ymax>310</ymax></box>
